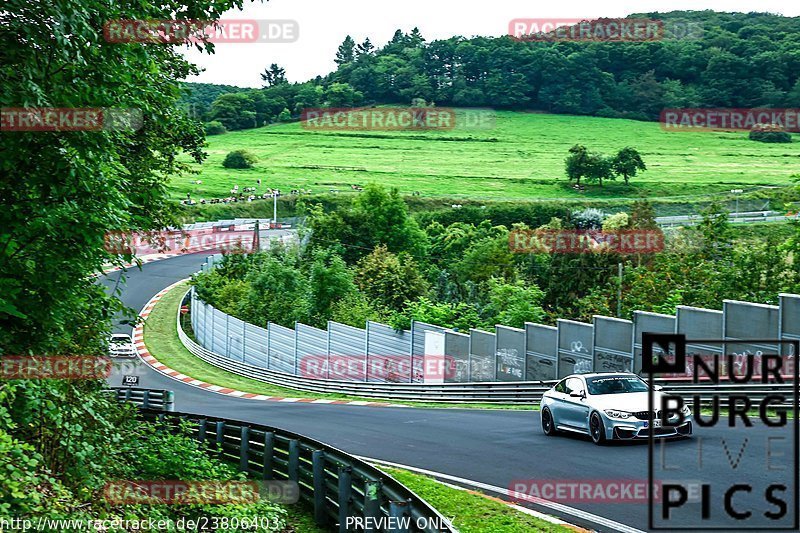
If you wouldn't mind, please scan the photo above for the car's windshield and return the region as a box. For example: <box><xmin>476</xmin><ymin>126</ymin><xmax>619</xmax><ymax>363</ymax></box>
<box><xmin>586</xmin><ymin>375</ymin><xmax>649</xmax><ymax>395</ymax></box>
<box><xmin>111</xmin><ymin>336</ymin><xmax>130</xmax><ymax>343</ymax></box>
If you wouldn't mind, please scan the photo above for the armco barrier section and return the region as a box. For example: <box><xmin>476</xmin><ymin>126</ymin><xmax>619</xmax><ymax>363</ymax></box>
<box><xmin>125</xmin><ymin>404</ymin><xmax>453</xmax><ymax>532</ymax></box>
<box><xmin>107</xmin><ymin>388</ymin><xmax>174</xmax><ymax>411</ymax></box>
<box><xmin>189</xmin><ymin>256</ymin><xmax>799</xmax><ymax>385</ymax></box>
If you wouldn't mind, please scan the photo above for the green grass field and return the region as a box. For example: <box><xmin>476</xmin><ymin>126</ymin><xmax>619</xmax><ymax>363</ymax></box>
<box><xmin>174</xmin><ymin>110</ymin><xmax>800</xmax><ymax>202</ymax></box>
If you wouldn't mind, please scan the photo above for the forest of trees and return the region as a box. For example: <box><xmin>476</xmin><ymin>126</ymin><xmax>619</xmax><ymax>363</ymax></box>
<box><xmin>184</xmin><ymin>11</ymin><xmax>800</xmax><ymax>131</ymax></box>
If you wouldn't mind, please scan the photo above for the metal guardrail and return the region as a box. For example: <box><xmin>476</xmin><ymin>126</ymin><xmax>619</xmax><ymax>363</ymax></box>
<box><xmin>135</xmin><ymin>408</ymin><xmax>454</xmax><ymax>533</ymax></box>
<box><xmin>175</xmin><ymin>290</ymin><xmax>795</xmax><ymax>405</ymax></box>
<box><xmin>106</xmin><ymin>387</ymin><xmax>175</xmax><ymax>411</ymax></box>
<box><xmin>656</xmin><ymin>211</ymin><xmax>797</xmax><ymax>227</ymax></box>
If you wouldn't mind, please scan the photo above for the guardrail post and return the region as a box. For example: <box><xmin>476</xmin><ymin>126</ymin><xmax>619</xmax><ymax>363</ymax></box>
<box><xmin>364</xmin><ymin>480</ymin><xmax>382</xmax><ymax>532</ymax></box>
<box><xmin>388</xmin><ymin>500</ymin><xmax>411</xmax><ymax>533</ymax></box>
<box><xmin>198</xmin><ymin>419</ymin><xmax>207</xmax><ymax>444</ymax></box>
<box><xmin>288</xmin><ymin>439</ymin><xmax>300</xmax><ymax>481</ymax></box>
<box><xmin>216</xmin><ymin>421</ymin><xmax>225</xmax><ymax>459</ymax></box>
<box><xmin>124</xmin><ymin>388</ymin><xmax>131</xmax><ymax>403</ymax></box>
<box><xmin>240</xmin><ymin>426</ymin><xmax>250</xmax><ymax>473</ymax></box>
<box><xmin>312</xmin><ymin>450</ymin><xmax>327</xmax><ymax>526</ymax></box>
<box><xmin>263</xmin><ymin>431</ymin><xmax>274</xmax><ymax>480</ymax></box>
<box><xmin>142</xmin><ymin>390</ymin><xmax>151</xmax><ymax>409</ymax></box>
<box><xmin>164</xmin><ymin>390</ymin><xmax>174</xmax><ymax>412</ymax></box>
<box><xmin>337</xmin><ymin>466</ymin><xmax>352</xmax><ymax>533</ymax></box>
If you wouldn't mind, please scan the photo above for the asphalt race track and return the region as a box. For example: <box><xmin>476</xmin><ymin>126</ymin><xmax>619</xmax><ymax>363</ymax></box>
<box><xmin>101</xmin><ymin>255</ymin><xmax>799</xmax><ymax>532</ymax></box>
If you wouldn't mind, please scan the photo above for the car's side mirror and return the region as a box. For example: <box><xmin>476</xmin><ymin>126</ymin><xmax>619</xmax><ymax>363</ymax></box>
<box><xmin>569</xmin><ymin>390</ymin><xmax>585</xmax><ymax>399</ymax></box>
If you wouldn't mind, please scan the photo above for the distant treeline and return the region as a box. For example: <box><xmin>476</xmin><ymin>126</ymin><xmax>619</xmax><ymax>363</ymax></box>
<box><xmin>182</xmin><ymin>10</ymin><xmax>800</xmax><ymax>131</ymax></box>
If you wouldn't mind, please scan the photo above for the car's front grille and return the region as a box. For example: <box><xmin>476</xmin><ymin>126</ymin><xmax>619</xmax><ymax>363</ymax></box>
<box><xmin>638</xmin><ymin>427</ymin><xmax>676</xmax><ymax>437</ymax></box>
<box><xmin>632</xmin><ymin>410</ymin><xmax>661</xmax><ymax>420</ymax></box>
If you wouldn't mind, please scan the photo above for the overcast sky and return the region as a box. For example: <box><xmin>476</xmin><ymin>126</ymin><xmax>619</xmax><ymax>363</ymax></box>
<box><xmin>182</xmin><ymin>0</ymin><xmax>800</xmax><ymax>88</ymax></box>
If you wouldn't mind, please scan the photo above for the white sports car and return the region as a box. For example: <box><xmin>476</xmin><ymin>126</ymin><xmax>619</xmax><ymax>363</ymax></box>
<box><xmin>108</xmin><ymin>333</ymin><xmax>137</xmax><ymax>358</ymax></box>
<box><xmin>540</xmin><ymin>372</ymin><xmax>693</xmax><ymax>445</ymax></box>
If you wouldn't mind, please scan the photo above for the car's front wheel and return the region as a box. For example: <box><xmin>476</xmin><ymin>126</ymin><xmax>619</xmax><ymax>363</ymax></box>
<box><xmin>541</xmin><ymin>407</ymin><xmax>558</xmax><ymax>436</ymax></box>
<box><xmin>590</xmin><ymin>412</ymin><xmax>607</xmax><ymax>445</ymax></box>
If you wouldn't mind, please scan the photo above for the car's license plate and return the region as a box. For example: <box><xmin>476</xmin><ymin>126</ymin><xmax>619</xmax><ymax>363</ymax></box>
<box><xmin>644</xmin><ymin>420</ymin><xmax>662</xmax><ymax>428</ymax></box>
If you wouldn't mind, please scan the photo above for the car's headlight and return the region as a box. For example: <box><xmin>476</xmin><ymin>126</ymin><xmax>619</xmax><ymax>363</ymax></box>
<box><xmin>604</xmin><ymin>409</ymin><xmax>631</xmax><ymax>419</ymax></box>
<box><xmin>681</xmin><ymin>405</ymin><xmax>691</xmax><ymax>416</ymax></box>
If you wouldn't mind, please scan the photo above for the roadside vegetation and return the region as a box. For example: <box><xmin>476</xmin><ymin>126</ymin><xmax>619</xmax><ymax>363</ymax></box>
<box><xmin>1</xmin><ymin>0</ymin><xmax>309</xmax><ymax>529</ymax></box>
<box><xmin>192</xmin><ymin>184</ymin><xmax>800</xmax><ymax>333</ymax></box>
<box><xmin>383</xmin><ymin>467</ymin><xmax>568</xmax><ymax>532</ymax></box>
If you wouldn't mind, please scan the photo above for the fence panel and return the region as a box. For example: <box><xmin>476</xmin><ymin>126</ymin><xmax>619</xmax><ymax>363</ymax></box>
<box><xmin>495</xmin><ymin>326</ymin><xmax>526</xmax><ymax>381</ymax></box>
<box><xmin>676</xmin><ymin>306</ymin><xmax>723</xmax><ymax>379</ymax></box>
<box><xmin>269</xmin><ymin>323</ymin><xmax>296</xmax><ymax>374</ymax></box>
<box><xmin>243</xmin><ymin>322</ymin><xmax>269</xmax><ymax>368</ymax></box>
<box><xmin>225</xmin><ymin>314</ymin><xmax>246</xmax><ymax>362</ymax></box>
<box><xmin>525</xmin><ymin>323</ymin><xmax>557</xmax><ymax>381</ymax></box>
<box><xmin>557</xmin><ymin>319</ymin><xmax>594</xmax><ymax>377</ymax></box>
<box><xmin>593</xmin><ymin>316</ymin><xmax>633</xmax><ymax>373</ymax></box>
<box><xmin>723</xmin><ymin>300</ymin><xmax>780</xmax><ymax>378</ymax></box>
<box><xmin>780</xmin><ymin>294</ymin><xmax>799</xmax><ymax>368</ymax></box>
<box><xmin>367</xmin><ymin>321</ymin><xmax>412</xmax><ymax>383</ymax></box>
<box><xmin>412</xmin><ymin>321</ymin><xmax>447</xmax><ymax>383</ymax></box>
<box><xmin>296</xmin><ymin>323</ymin><xmax>328</xmax><ymax>380</ymax></box>
<box><xmin>632</xmin><ymin>311</ymin><xmax>676</xmax><ymax>374</ymax></box>
<box><xmin>469</xmin><ymin>329</ymin><xmax>496</xmax><ymax>382</ymax></box>
<box><xmin>191</xmin><ymin>291</ymin><xmax>203</xmax><ymax>344</ymax></box>
<box><xmin>328</xmin><ymin>321</ymin><xmax>366</xmax><ymax>381</ymax></box>
<box><xmin>445</xmin><ymin>331</ymin><xmax>470</xmax><ymax>383</ymax></box>
<box><xmin>211</xmin><ymin>307</ymin><xmax>229</xmax><ymax>357</ymax></box>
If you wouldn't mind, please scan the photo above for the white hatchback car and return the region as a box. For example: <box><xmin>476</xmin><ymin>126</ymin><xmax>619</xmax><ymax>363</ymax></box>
<box><xmin>108</xmin><ymin>333</ymin><xmax>137</xmax><ymax>358</ymax></box>
<box><xmin>540</xmin><ymin>372</ymin><xmax>693</xmax><ymax>445</ymax></box>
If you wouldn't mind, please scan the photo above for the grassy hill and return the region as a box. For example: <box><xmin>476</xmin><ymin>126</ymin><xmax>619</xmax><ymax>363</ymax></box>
<box><xmin>174</xmin><ymin>110</ymin><xmax>800</xmax><ymax>202</ymax></box>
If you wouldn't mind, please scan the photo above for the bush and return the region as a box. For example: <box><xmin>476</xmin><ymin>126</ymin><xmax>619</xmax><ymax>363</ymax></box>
<box><xmin>602</xmin><ymin>212</ymin><xmax>630</xmax><ymax>231</ymax></box>
<box><xmin>204</xmin><ymin>121</ymin><xmax>227</xmax><ymax>135</ymax></box>
<box><xmin>749</xmin><ymin>124</ymin><xmax>792</xmax><ymax>143</ymax></box>
<box><xmin>223</xmin><ymin>150</ymin><xmax>258</xmax><ymax>169</ymax></box>
<box><xmin>277</xmin><ymin>108</ymin><xmax>292</xmax><ymax>122</ymax></box>
<box><xmin>571</xmin><ymin>207</ymin><xmax>606</xmax><ymax>230</ymax></box>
